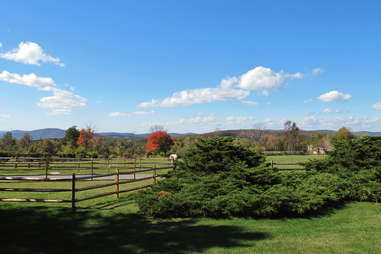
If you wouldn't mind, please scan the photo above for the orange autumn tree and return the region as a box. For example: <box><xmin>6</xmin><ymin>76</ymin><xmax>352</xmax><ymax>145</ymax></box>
<box><xmin>77</xmin><ymin>128</ymin><xmax>94</xmax><ymax>148</ymax></box>
<box><xmin>145</xmin><ymin>130</ymin><xmax>173</xmax><ymax>155</ymax></box>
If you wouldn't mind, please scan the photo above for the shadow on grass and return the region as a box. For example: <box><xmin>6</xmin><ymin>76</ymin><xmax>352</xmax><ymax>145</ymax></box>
<box><xmin>0</xmin><ymin>206</ymin><xmax>271</xmax><ymax>254</ymax></box>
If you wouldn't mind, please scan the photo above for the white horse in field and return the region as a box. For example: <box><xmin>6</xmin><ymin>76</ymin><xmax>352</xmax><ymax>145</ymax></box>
<box><xmin>168</xmin><ymin>154</ymin><xmax>178</xmax><ymax>164</ymax></box>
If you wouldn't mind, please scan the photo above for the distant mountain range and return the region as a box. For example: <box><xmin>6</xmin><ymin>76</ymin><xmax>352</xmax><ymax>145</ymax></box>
<box><xmin>0</xmin><ymin>129</ymin><xmax>67</xmax><ymax>140</ymax></box>
<box><xmin>0</xmin><ymin>128</ymin><xmax>196</xmax><ymax>140</ymax></box>
<box><xmin>0</xmin><ymin>128</ymin><xmax>380</xmax><ymax>140</ymax></box>
<box><xmin>203</xmin><ymin>129</ymin><xmax>381</xmax><ymax>137</ymax></box>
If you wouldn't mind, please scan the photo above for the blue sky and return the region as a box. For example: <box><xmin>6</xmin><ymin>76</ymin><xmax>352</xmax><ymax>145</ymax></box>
<box><xmin>1</xmin><ymin>0</ymin><xmax>381</xmax><ymax>133</ymax></box>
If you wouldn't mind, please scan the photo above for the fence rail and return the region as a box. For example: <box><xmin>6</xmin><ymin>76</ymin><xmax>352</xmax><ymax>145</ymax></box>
<box><xmin>0</xmin><ymin>157</ymin><xmax>174</xmax><ymax>209</ymax></box>
<box><xmin>0</xmin><ymin>157</ymin><xmax>174</xmax><ymax>177</ymax></box>
<box><xmin>269</xmin><ymin>161</ymin><xmax>305</xmax><ymax>170</ymax></box>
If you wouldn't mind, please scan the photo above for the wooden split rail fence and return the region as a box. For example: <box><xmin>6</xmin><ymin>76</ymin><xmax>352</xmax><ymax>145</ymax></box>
<box><xmin>0</xmin><ymin>157</ymin><xmax>174</xmax><ymax>209</ymax></box>
<box><xmin>0</xmin><ymin>157</ymin><xmax>174</xmax><ymax>177</ymax></box>
<box><xmin>269</xmin><ymin>161</ymin><xmax>305</xmax><ymax>170</ymax></box>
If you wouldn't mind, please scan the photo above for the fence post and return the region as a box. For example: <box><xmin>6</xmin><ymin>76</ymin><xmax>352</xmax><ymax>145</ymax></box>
<box><xmin>45</xmin><ymin>157</ymin><xmax>49</xmax><ymax>180</ymax></box>
<box><xmin>91</xmin><ymin>158</ymin><xmax>94</xmax><ymax>180</ymax></box>
<box><xmin>153</xmin><ymin>165</ymin><xmax>157</xmax><ymax>184</ymax></box>
<box><xmin>77</xmin><ymin>159</ymin><xmax>80</xmax><ymax>173</ymax></box>
<box><xmin>115</xmin><ymin>168</ymin><xmax>120</xmax><ymax>199</ymax></box>
<box><xmin>271</xmin><ymin>160</ymin><xmax>274</xmax><ymax>169</ymax></box>
<box><xmin>72</xmin><ymin>173</ymin><xmax>76</xmax><ymax>210</ymax></box>
<box><xmin>133</xmin><ymin>159</ymin><xmax>136</xmax><ymax>180</ymax></box>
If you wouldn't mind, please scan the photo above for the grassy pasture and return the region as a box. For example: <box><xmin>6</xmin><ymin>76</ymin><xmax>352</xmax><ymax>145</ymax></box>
<box><xmin>1</xmin><ymin>201</ymin><xmax>380</xmax><ymax>254</ymax></box>
<box><xmin>0</xmin><ymin>179</ymin><xmax>155</xmax><ymax>208</ymax></box>
<box><xmin>0</xmin><ymin>155</ymin><xmax>327</xmax><ymax>208</ymax></box>
<box><xmin>0</xmin><ymin>158</ymin><xmax>172</xmax><ymax>175</ymax></box>
<box><xmin>0</xmin><ymin>155</ymin><xmax>326</xmax><ymax>174</ymax></box>
<box><xmin>2</xmin><ymin>155</ymin><xmax>379</xmax><ymax>254</ymax></box>
<box><xmin>267</xmin><ymin>155</ymin><xmax>327</xmax><ymax>169</ymax></box>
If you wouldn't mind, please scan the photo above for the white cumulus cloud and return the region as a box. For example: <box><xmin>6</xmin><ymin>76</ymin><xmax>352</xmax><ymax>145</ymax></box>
<box><xmin>139</xmin><ymin>87</ymin><xmax>249</xmax><ymax>107</ymax></box>
<box><xmin>140</xmin><ymin>66</ymin><xmax>304</xmax><ymax>107</ymax></box>
<box><xmin>317</xmin><ymin>90</ymin><xmax>352</xmax><ymax>102</ymax></box>
<box><xmin>372</xmin><ymin>102</ymin><xmax>381</xmax><ymax>110</ymax></box>
<box><xmin>237</xmin><ymin>66</ymin><xmax>303</xmax><ymax>96</ymax></box>
<box><xmin>0</xmin><ymin>42</ymin><xmax>64</xmax><ymax>66</ymax></box>
<box><xmin>0</xmin><ymin>70</ymin><xmax>86</xmax><ymax>115</ymax></box>
<box><xmin>38</xmin><ymin>89</ymin><xmax>86</xmax><ymax>115</ymax></box>
<box><xmin>0</xmin><ymin>71</ymin><xmax>55</xmax><ymax>90</ymax></box>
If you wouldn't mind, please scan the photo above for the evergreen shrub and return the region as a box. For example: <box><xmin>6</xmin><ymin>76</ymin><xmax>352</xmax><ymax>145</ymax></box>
<box><xmin>135</xmin><ymin>137</ymin><xmax>356</xmax><ymax>218</ymax></box>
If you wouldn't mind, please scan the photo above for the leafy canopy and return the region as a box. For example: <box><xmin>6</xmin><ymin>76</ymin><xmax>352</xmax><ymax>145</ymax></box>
<box><xmin>77</xmin><ymin>128</ymin><xmax>94</xmax><ymax>148</ymax></box>
<box><xmin>64</xmin><ymin>126</ymin><xmax>80</xmax><ymax>148</ymax></box>
<box><xmin>145</xmin><ymin>130</ymin><xmax>173</xmax><ymax>155</ymax></box>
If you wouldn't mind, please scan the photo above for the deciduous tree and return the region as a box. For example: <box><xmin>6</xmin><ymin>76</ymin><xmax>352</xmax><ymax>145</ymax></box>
<box><xmin>64</xmin><ymin>126</ymin><xmax>80</xmax><ymax>148</ymax></box>
<box><xmin>284</xmin><ymin>121</ymin><xmax>302</xmax><ymax>151</ymax></box>
<box><xmin>19</xmin><ymin>134</ymin><xmax>32</xmax><ymax>151</ymax></box>
<box><xmin>332</xmin><ymin>127</ymin><xmax>355</xmax><ymax>142</ymax></box>
<box><xmin>77</xmin><ymin>128</ymin><xmax>94</xmax><ymax>148</ymax></box>
<box><xmin>0</xmin><ymin>132</ymin><xmax>16</xmax><ymax>151</ymax></box>
<box><xmin>145</xmin><ymin>130</ymin><xmax>173</xmax><ymax>155</ymax></box>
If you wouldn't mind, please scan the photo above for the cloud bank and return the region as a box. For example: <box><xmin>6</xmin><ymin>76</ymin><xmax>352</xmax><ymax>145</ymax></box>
<box><xmin>0</xmin><ymin>42</ymin><xmax>64</xmax><ymax>67</ymax></box>
<box><xmin>317</xmin><ymin>90</ymin><xmax>352</xmax><ymax>102</ymax></box>
<box><xmin>0</xmin><ymin>70</ymin><xmax>86</xmax><ymax>115</ymax></box>
<box><xmin>140</xmin><ymin>66</ymin><xmax>304</xmax><ymax>107</ymax></box>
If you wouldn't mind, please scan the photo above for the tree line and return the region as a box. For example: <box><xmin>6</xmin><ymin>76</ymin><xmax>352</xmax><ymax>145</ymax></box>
<box><xmin>0</xmin><ymin>122</ymin><xmax>356</xmax><ymax>158</ymax></box>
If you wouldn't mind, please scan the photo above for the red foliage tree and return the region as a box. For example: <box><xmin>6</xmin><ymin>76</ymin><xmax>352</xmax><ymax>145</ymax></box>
<box><xmin>145</xmin><ymin>131</ymin><xmax>173</xmax><ymax>155</ymax></box>
<box><xmin>77</xmin><ymin>128</ymin><xmax>94</xmax><ymax>148</ymax></box>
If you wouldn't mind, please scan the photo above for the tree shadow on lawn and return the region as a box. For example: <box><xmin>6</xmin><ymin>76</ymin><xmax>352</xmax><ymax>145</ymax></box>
<box><xmin>0</xmin><ymin>206</ymin><xmax>272</xmax><ymax>254</ymax></box>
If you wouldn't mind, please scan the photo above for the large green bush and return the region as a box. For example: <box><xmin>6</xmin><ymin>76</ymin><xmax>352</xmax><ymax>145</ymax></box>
<box><xmin>305</xmin><ymin>136</ymin><xmax>381</xmax><ymax>172</ymax></box>
<box><xmin>135</xmin><ymin>137</ymin><xmax>354</xmax><ymax>218</ymax></box>
<box><xmin>178</xmin><ymin>137</ymin><xmax>265</xmax><ymax>173</ymax></box>
<box><xmin>304</xmin><ymin>136</ymin><xmax>381</xmax><ymax>201</ymax></box>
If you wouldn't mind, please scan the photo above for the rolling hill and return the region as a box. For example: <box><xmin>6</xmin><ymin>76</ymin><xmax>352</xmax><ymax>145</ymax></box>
<box><xmin>0</xmin><ymin>129</ymin><xmax>195</xmax><ymax>140</ymax></box>
<box><xmin>0</xmin><ymin>128</ymin><xmax>380</xmax><ymax>140</ymax></box>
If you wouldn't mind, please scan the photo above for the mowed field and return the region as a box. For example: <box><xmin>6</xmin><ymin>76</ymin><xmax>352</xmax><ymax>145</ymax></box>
<box><xmin>1</xmin><ymin>155</ymin><xmax>380</xmax><ymax>254</ymax></box>
<box><xmin>1</xmin><ymin>201</ymin><xmax>380</xmax><ymax>254</ymax></box>
<box><xmin>0</xmin><ymin>158</ymin><xmax>173</xmax><ymax>175</ymax></box>
<box><xmin>267</xmin><ymin>154</ymin><xmax>327</xmax><ymax>169</ymax></box>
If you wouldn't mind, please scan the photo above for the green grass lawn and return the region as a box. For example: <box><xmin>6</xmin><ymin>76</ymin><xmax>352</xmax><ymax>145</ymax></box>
<box><xmin>0</xmin><ymin>157</ymin><xmax>172</xmax><ymax>175</ymax></box>
<box><xmin>0</xmin><ymin>179</ymin><xmax>155</xmax><ymax>206</ymax></box>
<box><xmin>267</xmin><ymin>155</ymin><xmax>326</xmax><ymax>169</ymax></box>
<box><xmin>1</xmin><ymin>200</ymin><xmax>380</xmax><ymax>254</ymax></box>
<box><xmin>0</xmin><ymin>155</ymin><xmax>323</xmax><ymax>174</ymax></box>
<box><xmin>2</xmin><ymin>155</ymin><xmax>379</xmax><ymax>253</ymax></box>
